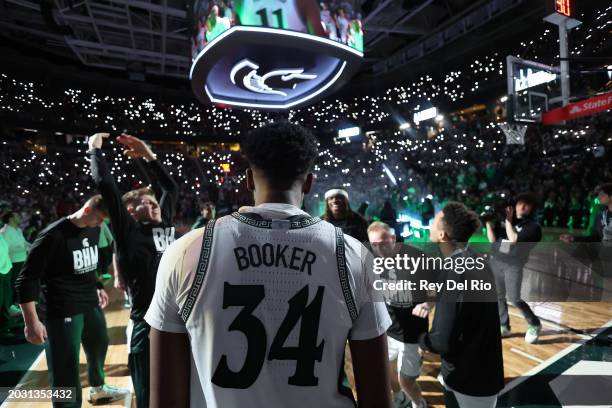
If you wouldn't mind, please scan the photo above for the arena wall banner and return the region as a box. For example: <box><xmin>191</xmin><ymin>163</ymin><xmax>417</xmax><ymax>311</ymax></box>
<box><xmin>542</xmin><ymin>91</ymin><xmax>612</xmax><ymax>125</ymax></box>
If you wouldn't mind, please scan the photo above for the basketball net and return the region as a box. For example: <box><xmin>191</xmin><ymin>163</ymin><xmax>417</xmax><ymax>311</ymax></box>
<box><xmin>498</xmin><ymin>122</ymin><xmax>527</xmax><ymax>145</ymax></box>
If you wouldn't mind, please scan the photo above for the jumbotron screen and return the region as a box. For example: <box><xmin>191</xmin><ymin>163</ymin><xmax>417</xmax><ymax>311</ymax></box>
<box><xmin>190</xmin><ymin>0</ymin><xmax>364</xmax><ymax>58</ymax></box>
<box><xmin>188</xmin><ymin>0</ymin><xmax>364</xmax><ymax>109</ymax></box>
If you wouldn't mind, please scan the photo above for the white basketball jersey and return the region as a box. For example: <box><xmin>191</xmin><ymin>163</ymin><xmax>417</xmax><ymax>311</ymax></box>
<box><xmin>145</xmin><ymin>203</ymin><xmax>391</xmax><ymax>408</ymax></box>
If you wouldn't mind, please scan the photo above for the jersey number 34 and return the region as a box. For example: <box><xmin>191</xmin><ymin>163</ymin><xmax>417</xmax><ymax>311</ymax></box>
<box><xmin>212</xmin><ymin>283</ymin><xmax>325</xmax><ymax>388</ymax></box>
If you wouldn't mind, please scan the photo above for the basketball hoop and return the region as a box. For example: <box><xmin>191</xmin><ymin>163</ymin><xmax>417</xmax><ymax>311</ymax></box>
<box><xmin>498</xmin><ymin>122</ymin><xmax>527</xmax><ymax>145</ymax></box>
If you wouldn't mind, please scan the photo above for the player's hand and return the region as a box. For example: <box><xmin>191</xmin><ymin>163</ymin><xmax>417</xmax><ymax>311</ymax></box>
<box><xmin>505</xmin><ymin>206</ymin><xmax>514</xmax><ymax>222</ymax></box>
<box><xmin>88</xmin><ymin>133</ymin><xmax>110</xmax><ymax>151</ymax></box>
<box><xmin>24</xmin><ymin>321</ymin><xmax>47</xmax><ymax>345</ymax></box>
<box><xmin>559</xmin><ymin>234</ymin><xmax>574</xmax><ymax>243</ymax></box>
<box><xmin>114</xmin><ymin>274</ymin><xmax>126</xmax><ymax>291</ymax></box>
<box><xmin>98</xmin><ymin>289</ymin><xmax>109</xmax><ymax>309</ymax></box>
<box><xmin>117</xmin><ymin>134</ymin><xmax>156</xmax><ymax>161</ymax></box>
<box><xmin>412</xmin><ymin>303</ymin><xmax>431</xmax><ymax>318</ymax></box>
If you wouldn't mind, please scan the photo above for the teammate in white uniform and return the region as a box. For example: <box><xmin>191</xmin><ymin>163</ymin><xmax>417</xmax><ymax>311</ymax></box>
<box><xmin>146</xmin><ymin>121</ymin><xmax>392</xmax><ymax>408</ymax></box>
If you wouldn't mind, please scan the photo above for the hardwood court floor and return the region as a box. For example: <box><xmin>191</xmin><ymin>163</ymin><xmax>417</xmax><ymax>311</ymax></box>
<box><xmin>3</xmin><ymin>284</ymin><xmax>134</xmax><ymax>408</ymax></box>
<box><xmin>5</xmin><ymin>286</ymin><xmax>611</xmax><ymax>407</ymax></box>
<box><xmin>344</xmin><ymin>301</ymin><xmax>612</xmax><ymax>408</ymax></box>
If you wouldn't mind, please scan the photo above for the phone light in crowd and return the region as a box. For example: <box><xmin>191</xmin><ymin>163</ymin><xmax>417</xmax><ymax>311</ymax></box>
<box><xmin>338</xmin><ymin>126</ymin><xmax>361</xmax><ymax>138</ymax></box>
<box><xmin>399</xmin><ymin>122</ymin><xmax>411</xmax><ymax>130</ymax></box>
<box><xmin>500</xmin><ymin>95</ymin><xmax>509</xmax><ymax>103</ymax></box>
<box><xmin>413</xmin><ymin>107</ymin><xmax>437</xmax><ymax>125</ymax></box>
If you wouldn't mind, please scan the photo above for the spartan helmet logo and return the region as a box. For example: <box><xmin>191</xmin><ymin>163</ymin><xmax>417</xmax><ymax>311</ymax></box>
<box><xmin>82</xmin><ymin>238</ymin><xmax>90</xmax><ymax>248</ymax></box>
<box><xmin>230</xmin><ymin>59</ymin><xmax>317</xmax><ymax>97</ymax></box>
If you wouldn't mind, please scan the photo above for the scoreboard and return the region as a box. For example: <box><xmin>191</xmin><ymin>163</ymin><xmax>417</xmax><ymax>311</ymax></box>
<box><xmin>546</xmin><ymin>0</ymin><xmax>576</xmax><ymax>18</ymax></box>
<box><xmin>188</xmin><ymin>0</ymin><xmax>364</xmax><ymax>110</ymax></box>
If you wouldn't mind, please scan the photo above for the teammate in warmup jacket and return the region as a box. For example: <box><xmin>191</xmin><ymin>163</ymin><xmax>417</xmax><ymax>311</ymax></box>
<box><xmin>145</xmin><ymin>121</ymin><xmax>392</xmax><ymax>408</ymax></box>
<box><xmin>87</xmin><ymin>133</ymin><xmax>178</xmax><ymax>408</ymax></box>
<box><xmin>14</xmin><ymin>195</ymin><xmax>130</xmax><ymax>408</ymax></box>
<box><xmin>419</xmin><ymin>202</ymin><xmax>504</xmax><ymax>408</ymax></box>
<box><xmin>367</xmin><ymin>221</ymin><xmax>430</xmax><ymax>408</ymax></box>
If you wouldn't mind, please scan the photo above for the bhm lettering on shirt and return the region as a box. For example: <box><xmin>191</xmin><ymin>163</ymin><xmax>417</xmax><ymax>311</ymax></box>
<box><xmin>234</xmin><ymin>244</ymin><xmax>317</xmax><ymax>275</ymax></box>
<box><xmin>73</xmin><ymin>239</ymin><xmax>99</xmax><ymax>274</ymax></box>
<box><xmin>152</xmin><ymin>227</ymin><xmax>176</xmax><ymax>252</ymax></box>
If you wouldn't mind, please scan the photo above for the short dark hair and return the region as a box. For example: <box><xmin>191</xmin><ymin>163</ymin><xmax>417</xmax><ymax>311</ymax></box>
<box><xmin>515</xmin><ymin>192</ymin><xmax>538</xmax><ymax>209</ymax></box>
<box><xmin>597</xmin><ymin>182</ymin><xmax>612</xmax><ymax>196</ymax></box>
<box><xmin>201</xmin><ymin>201</ymin><xmax>215</xmax><ymax>209</ymax></box>
<box><xmin>441</xmin><ymin>202</ymin><xmax>481</xmax><ymax>243</ymax></box>
<box><xmin>241</xmin><ymin>121</ymin><xmax>318</xmax><ymax>189</ymax></box>
<box><xmin>86</xmin><ymin>194</ymin><xmax>108</xmax><ymax>215</ymax></box>
<box><xmin>1</xmin><ymin>211</ymin><xmax>15</xmax><ymax>224</ymax></box>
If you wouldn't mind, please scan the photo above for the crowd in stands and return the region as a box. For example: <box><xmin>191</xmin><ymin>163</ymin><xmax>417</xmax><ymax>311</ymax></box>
<box><xmin>1</xmin><ymin>112</ymin><xmax>610</xmax><ymax>244</ymax></box>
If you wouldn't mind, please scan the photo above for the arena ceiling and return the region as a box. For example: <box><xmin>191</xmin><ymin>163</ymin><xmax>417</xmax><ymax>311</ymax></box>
<box><xmin>0</xmin><ymin>0</ymin><xmax>547</xmax><ymax>82</ymax></box>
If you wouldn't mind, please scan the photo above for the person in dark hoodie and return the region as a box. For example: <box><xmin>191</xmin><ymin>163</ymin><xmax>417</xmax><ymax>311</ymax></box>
<box><xmin>419</xmin><ymin>202</ymin><xmax>503</xmax><ymax>408</ymax></box>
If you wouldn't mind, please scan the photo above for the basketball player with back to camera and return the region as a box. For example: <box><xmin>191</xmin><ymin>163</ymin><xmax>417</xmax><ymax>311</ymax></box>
<box><xmin>87</xmin><ymin>132</ymin><xmax>178</xmax><ymax>408</ymax></box>
<box><xmin>14</xmin><ymin>195</ymin><xmax>130</xmax><ymax>407</ymax></box>
<box><xmin>145</xmin><ymin>121</ymin><xmax>392</xmax><ymax>408</ymax></box>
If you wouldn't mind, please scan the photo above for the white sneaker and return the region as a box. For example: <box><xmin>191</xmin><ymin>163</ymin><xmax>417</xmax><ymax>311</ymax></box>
<box><xmin>393</xmin><ymin>391</ymin><xmax>411</xmax><ymax>408</ymax></box>
<box><xmin>88</xmin><ymin>384</ymin><xmax>130</xmax><ymax>404</ymax></box>
<box><xmin>525</xmin><ymin>324</ymin><xmax>542</xmax><ymax>344</ymax></box>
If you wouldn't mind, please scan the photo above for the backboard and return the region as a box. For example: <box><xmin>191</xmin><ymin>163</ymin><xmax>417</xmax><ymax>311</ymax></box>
<box><xmin>506</xmin><ymin>56</ymin><xmax>561</xmax><ymax>123</ymax></box>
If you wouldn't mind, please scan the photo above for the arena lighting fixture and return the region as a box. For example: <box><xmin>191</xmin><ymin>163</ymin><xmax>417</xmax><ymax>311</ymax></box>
<box><xmin>399</xmin><ymin>122</ymin><xmax>411</xmax><ymax>130</ymax></box>
<box><xmin>338</xmin><ymin>126</ymin><xmax>361</xmax><ymax>138</ymax></box>
<box><xmin>413</xmin><ymin>107</ymin><xmax>437</xmax><ymax>124</ymax></box>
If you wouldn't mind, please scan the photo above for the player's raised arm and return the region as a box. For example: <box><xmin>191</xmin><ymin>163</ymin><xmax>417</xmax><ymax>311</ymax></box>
<box><xmin>87</xmin><ymin>132</ymin><xmax>137</xmax><ymax>247</ymax></box>
<box><xmin>118</xmin><ymin>133</ymin><xmax>179</xmax><ymax>223</ymax></box>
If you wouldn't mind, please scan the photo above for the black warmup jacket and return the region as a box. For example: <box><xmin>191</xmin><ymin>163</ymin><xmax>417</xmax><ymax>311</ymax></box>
<box><xmin>419</xmin><ymin>248</ymin><xmax>504</xmax><ymax>397</ymax></box>
<box><xmin>89</xmin><ymin>149</ymin><xmax>178</xmax><ymax>321</ymax></box>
